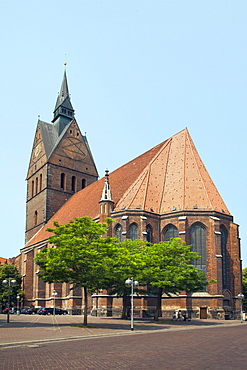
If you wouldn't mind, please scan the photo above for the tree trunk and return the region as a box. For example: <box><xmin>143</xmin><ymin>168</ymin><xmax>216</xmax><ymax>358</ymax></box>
<box><xmin>154</xmin><ymin>287</ymin><xmax>163</xmax><ymax>321</ymax></box>
<box><xmin>121</xmin><ymin>293</ymin><xmax>129</xmax><ymax>319</ymax></box>
<box><xmin>83</xmin><ymin>286</ymin><xmax>88</xmax><ymax>325</ymax></box>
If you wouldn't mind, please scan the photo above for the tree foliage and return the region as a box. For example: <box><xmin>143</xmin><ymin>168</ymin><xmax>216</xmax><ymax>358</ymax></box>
<box><xmin>34</xmin><ymin>217</ymin><xmax>209</xmax><ymax>324</ymax></box>
<box><xmin>105</xmin><ymin>239</ymin><xmax>147</xmax><ymax>318</ymax></box>
<box><xmin>242</xmin><ymin>267</ymin><xmax>247</xmax><ymax>309</ymax></box>
<box><xmin>140</xmin><ymin>238</ymin><xmax>208</xmax><ymax>320</ymax></box>
<box><xmin>0</xmin><ymin>264</ymin><xmax>22</xmax><ymax>308</ymax></box>
<box><xmin>34</xmin><ymin>217</ymin><xmax>118</xmax><ymax>324</ymax></box>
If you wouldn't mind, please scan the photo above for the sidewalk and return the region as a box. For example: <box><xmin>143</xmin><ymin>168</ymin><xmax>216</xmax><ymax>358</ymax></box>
<box><xmin>0</xmin><ymin>314</ymin><xmax>244</xmax><ymax>348</ymax></box>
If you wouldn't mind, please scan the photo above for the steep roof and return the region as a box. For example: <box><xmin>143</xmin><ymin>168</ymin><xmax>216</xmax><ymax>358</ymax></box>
<box><xmin>114</xmin><ymin>128</ymin><xmax>229</xmax><ymax>215</ymax></box>
<box><xmin>24</xmin><ymin>140</ymin><xmax>164</xmax><ymax>247</ymax></box>
<box><xmin>38</xmin><ymin>120</ymin><xmax>58</xmax><ymax>158</ymax></box>
<box><xmin>24</xmin><ymin>128</ymin><xmax>230</xmax><ymax>248</ymax></box>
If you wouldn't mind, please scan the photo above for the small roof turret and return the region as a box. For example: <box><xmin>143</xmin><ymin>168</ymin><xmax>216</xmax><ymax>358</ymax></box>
<box><xmin>100</xmin><ymin>170</ymin><xmax>112</xmax><ymax>201</ymax></box>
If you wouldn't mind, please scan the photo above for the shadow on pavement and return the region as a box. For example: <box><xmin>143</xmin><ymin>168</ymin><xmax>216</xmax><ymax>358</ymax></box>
<box><xmin>0</xmin><ymin>314</ymin><xmax>229</xmax><ymax>331</ymax></box>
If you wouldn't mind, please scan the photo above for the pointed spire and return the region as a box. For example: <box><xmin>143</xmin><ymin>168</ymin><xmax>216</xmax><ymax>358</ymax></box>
<box><xmin>101</xmin><ymin>170</ymin><xmax>112</xmax><ymax>201</ymax></box>
<box><xmin>99</xmin><ymin>170</ymin><xmax>114</xmax><ymax>224</ymax></box>
<box><xmin>59</xmin><ymin>70</ymin><xmax>69</xmax><ymax>100</ymax></box>
<box><xmin>52</xmin><ymin>68</ymin><xmax>75</xmax><ymax>131</ymax></box>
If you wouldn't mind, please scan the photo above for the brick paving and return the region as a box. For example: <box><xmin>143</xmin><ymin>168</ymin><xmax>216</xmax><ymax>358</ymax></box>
<box><xmin>0</xmin><ymin>314</ymin><xmax>246</xmax><ymax>369</ymax></box>
<box><xmin>0</xmin><ymin>313</ymin><xmax>241</xmax><ymax>346</ymax></box>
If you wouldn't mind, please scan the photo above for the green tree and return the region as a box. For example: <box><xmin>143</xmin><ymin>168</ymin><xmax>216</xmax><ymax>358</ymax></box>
<box><xmin>34</xmin><ymin>217</ymin><xmax>119</xmax><ymax>325</ymax></box>
<box><xmin>242</xmin><ymin>267</ymin><xmax>247</xmax><ymax>309</ymax></box>
<box><xmin>0</xmin><ymin>264</ymin><xmax>22</xmax><ymax>309</ymax></box>
<box><xmin>106</xmin><ymin>239</ymin><xmax>147</xmax><ymax>319</ymax></box>
<box><xmin>141</xmin><ymin>238</ymin><xmax>209</xmax><ymax>321</ymax></box>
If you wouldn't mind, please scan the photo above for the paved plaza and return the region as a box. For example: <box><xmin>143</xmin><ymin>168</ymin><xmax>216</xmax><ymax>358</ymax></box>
<box><xmin>0</xmin><ymin>314</ymin><xmax>247</xmax><ymax>369</ymax></box>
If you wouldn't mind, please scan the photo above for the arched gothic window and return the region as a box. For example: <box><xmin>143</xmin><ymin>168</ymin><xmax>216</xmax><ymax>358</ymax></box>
<box><xmin>82</xmin><ymin>179</ymin><xmax>86</xmax><ymax>189</ymax></box>
<box><xmin>60</xmin><ymin>173</ymin><xmax>65</xmax><ymax>191</ymax></box>
<box><xmin>34</xmin><ymin>211</ymin><xmax>38</xmax><ymax>226</ymax></box>
<box><xmin>220</xmin><ymin>225</ymin><xmax>228</xmax><ymax>290</ymax></box>
<box><xmin>71</xmin><ymin>176</ymin><xmax>76</xmax><ymax>192</ymax></box>
<box><xmin>31</xmin><ymin>180</ymin><xmax>34</xmax><ymax>197</ymax></box>
<box><xmin>190</xmin><ymin>223</ymin><xmax>206</xmax><ymax>273</ymax></box>
<box><xmin>39</xmin><ymin>174</ymin><xmax>42</xmax><ymax>192</ymax></box>
<box><xmin>163</xmin><ymin>224</ymin><xmax>178</xmax><ymax>241</ymax></box>
<box><xmin>115</xmin><ymin>224</ymin><xmax>122</xmax><ymax>242</ymax></box>
<box><xmin>130</xmin><ymin>223</ymin><xmax>138</xmax><ymax>241</ymax></box>
<box><xmin>35</xmin><ymin>177</ymin><xmax>38</xmax><ymax>194</ymax></box>
<box><xmin>146</xmin><ymin>224</ymin><xmax>152</xmax><ymax>243</ymax></box>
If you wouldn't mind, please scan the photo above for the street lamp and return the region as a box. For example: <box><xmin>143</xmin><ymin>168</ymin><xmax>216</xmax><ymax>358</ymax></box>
<box><xmin>237</xmin><ymin>293</ymin><xmax>244</xmax><ymax>323</ymax></box>
<box><xmin>17</xmin><ymin>294</ymin><xmax>20</xmax><ymax>315</ymax></box>
<box><xmin>2</xmin><ymin>278</ymin><xmax>17</xmax><ymax>323</ymax></box>
<box><xmin>125</xmin><ymin>277</ymin><xmax>139</xmax><ymax>331</ymax></box>
<box><xmin>22</xmin><ymin>274</ymin><xmax>26</xmax><ymax>308</ymax></box>
<box><xmin>52</xmin><ymin>290</ymin><xmax>58</xmax><ymax>316</ymax></box>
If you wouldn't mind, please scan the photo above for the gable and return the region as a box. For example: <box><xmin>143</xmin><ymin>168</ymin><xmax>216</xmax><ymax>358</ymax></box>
<box><xmin>23</xmin><ymin>140</ymin><xmax>164</xmax><ymax>248</ymax></box>
<box><xmin>23</xmin><ymin>128</ymin><xmax>231</xmax><ymax>249</ymax></box>
<box><xmin>27</xmin><ymin>121</ymin><xmax>48</xmax><ymax>179</ymax></box>
<box><xmin>48</xmin><ymin>120</ymin><xmax>98</xmax><ymax>177</ymax></box>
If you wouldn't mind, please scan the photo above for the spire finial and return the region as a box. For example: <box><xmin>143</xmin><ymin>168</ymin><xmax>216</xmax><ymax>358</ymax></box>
<box><xmin>64</xmin><ymin>52</ymin><xmax>67</xmax><ymax>68</ymax></box>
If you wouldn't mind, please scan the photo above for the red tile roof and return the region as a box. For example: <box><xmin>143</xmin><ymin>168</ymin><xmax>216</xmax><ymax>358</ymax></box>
<box><xmin>24</xmin><ymin>128</ymin><xmax>229</xmax><ymax>248</ymax></box>
<box><xmin>0</xmin><ymin>257</ymin><xmax>11</xmax><ymax>265</ymax></box>
<box><xmin>115</xmin><ymin>129</ymin><xmax>229</xmax><ymax>214</ymax></box>
<box><xmin>24</xmin><ymin>139</ymin><xmax>164</xmax><ymax>247</ymax></box>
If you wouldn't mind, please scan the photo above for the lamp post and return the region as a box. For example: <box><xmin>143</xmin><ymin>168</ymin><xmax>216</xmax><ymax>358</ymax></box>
<box><xmin>237</xmin><ymin>293</ymin><xmax>244</xmax><ymax>323</ymax></box>
<box><xmin>2</xmin><ymin>278</ymin><xmax>17</xmax><ymax>323</ymax></box>
<box><xmin>125</xmin><ymin>277</ymin><xmax>139</xmax><ymax>331</ymax></box>
<box><xmin>22</xmin><ymin>274</ymin><xmax>26</xmax><ymax>309</ymax></box>
<box><xmin>17</xmin><ymin>294</ymin><xmax>20</xmax><ymax>315</ymax></box>
<box><xmin>52</xmin><ymin>290</ymin><xmax>58</xmax><ymax>316</ymax></box>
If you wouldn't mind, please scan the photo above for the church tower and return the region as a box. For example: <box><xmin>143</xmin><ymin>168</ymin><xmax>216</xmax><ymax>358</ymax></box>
<box><xmin>25</xmin><ymin>68</ymin><xmax>98</xmax><ymax>243</ymax></box>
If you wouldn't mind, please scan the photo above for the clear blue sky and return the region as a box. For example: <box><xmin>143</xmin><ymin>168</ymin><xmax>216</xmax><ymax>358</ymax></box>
<box><xmin>1</xmin><ymin>0</ymin><xmax>246</xmax><ymax>266</ymax></box>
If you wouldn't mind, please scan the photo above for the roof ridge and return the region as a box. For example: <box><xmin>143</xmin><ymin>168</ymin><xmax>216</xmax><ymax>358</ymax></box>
<box><xmin>186</xmin><ymin>130</ymin><xmax>213</xmax><ymax>209</ymax></box>
<box><xmin>187</xmin><ymin>130</ymin><xmax>230</xmax><ymax>213</ymax></box>
<box><xmin>159</xmin><ymin>138</ymin><xmax>173</xmax><ymax>214</ymax></box>
<box><xmin>110</xmin><ymin>140</ymin><xmax>167</xmax><ymax>175</ymax></box>
<box><xmin>115</xmin><ymin>170</ymin><xmax>148</xmax><ymax>210</ymax></box>
<box><xmin>114</xmin><ymin>137</ymin><xmax>173</xmax><ymax>211</ymax></box>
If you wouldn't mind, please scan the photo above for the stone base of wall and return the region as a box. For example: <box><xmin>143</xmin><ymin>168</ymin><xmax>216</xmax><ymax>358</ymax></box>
<box><xmin>90</xmin><ymin>306</ymin><xmax>232</xmax><ymax>320</ymax></box>
<box><xmin>22</xmin><ymin>294</ymin><xmax>236</xmax><ymax>320</ymax></box>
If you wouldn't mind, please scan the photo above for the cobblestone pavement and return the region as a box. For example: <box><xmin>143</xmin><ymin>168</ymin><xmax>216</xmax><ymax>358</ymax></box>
<box><xmin>0</xmin><ymin>315</ymin><xmax>246</xmax><ymax>369</ymax></box>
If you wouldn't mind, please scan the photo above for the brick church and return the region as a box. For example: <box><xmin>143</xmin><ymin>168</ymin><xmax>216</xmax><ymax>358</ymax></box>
<box><xmin>16</xmin><ymin>69</ymin><xmax>242</xmax><ymax>319</ymax></box>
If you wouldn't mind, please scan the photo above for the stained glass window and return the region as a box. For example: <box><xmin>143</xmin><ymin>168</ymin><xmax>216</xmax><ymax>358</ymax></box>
<box><xmin>190</xmin><ymin>223</ymin><xmax>206</xmax><ymax>273</ymax></box>
<box><xmin>146</xmin><ymin>225</ymin><xmax>152</xmax><ymax>243</ymax></box>
<box><xmin>115</xmin><ymin>224</ymin><xmax>122</xmax><ymax>242</ymax></box>
<box><xmin>163</xmin><ymin>224</ymin><xmax>178</xmax><ymax>241</ymax></box>
<box><xmin>221</xmin><ymin>225</ymin><xmax>228</xmax><ymax>290</ymax></box>
<box><xmin>130</xmin><ymin>223</ymin><xmax>138</xmax><ymax>241</ymax></box>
